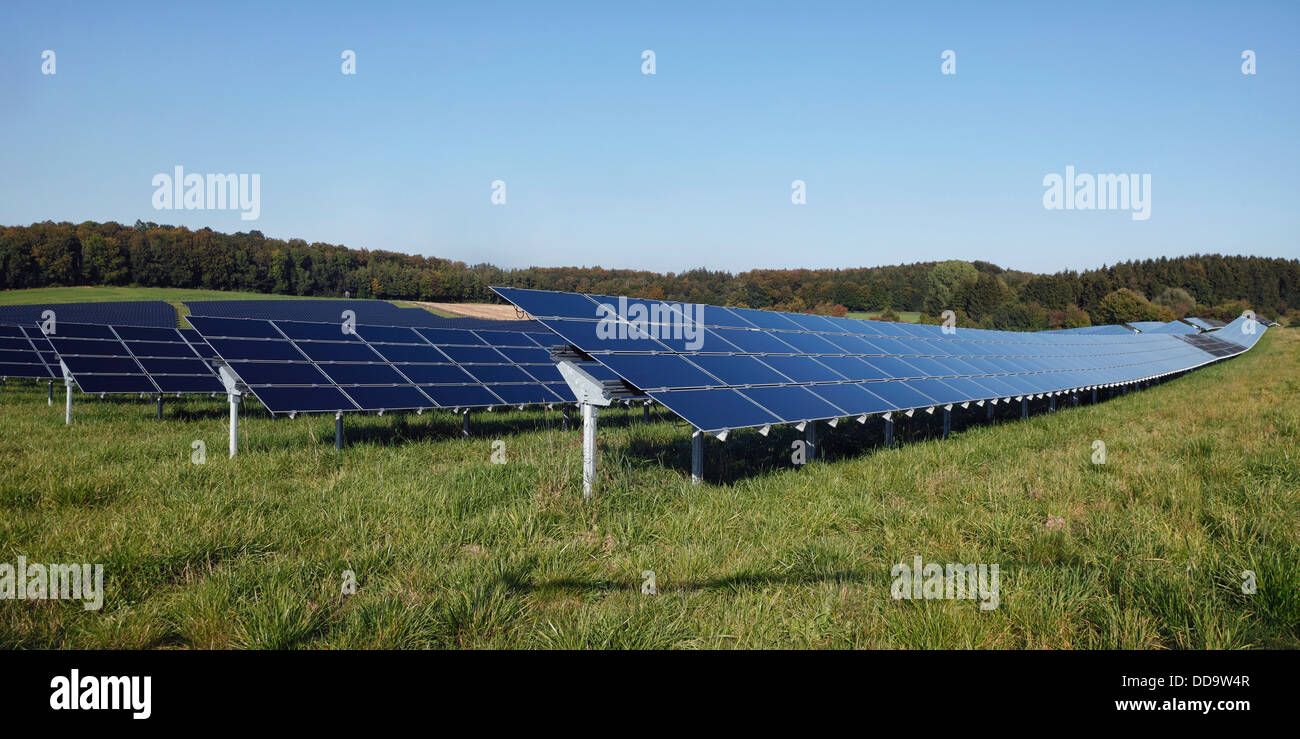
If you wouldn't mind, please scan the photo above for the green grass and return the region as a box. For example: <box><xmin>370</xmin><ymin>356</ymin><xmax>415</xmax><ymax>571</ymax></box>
<box><xmin>0</xmin><ymin>286</ymin><xmax>351</xmax><ymax>306</ymax></box>
<box><xmin>849</xmin><ymin>310</ymin><xmax>923</xmax><ymax>323</ymax></box>
<box><xmin>0</xmin><ymin>287</ymin><xmax>452</xmax><ymax>327</ymax></box>
<box><xmin>1</xmin><ymin>332</ymin><xmax>1296</xmax><ymax>649</ymax></box>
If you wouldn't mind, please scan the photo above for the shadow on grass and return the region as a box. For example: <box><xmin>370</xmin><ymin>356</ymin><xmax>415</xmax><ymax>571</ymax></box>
<box><xmin>40</xmin><ymin>378</ymin><xmax>1145</xmax><ymax>483</ymax></box>
<box><xmin>500</xmin><ymin>569</ymin><xmax>873</xmax><ymax>594</ymax></box>
<box><xmin>620</xmin><ymin>393</ymin><xmax>1109</xmax><ymax>485</ymax></box>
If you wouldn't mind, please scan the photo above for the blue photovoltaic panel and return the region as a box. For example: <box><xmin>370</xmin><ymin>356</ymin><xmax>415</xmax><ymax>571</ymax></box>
<box><xmin>0</xmin><ymin>302</ymin><xmax>176</xmax><ymax>328</ymax></box>
<box><xmin>255</xmin><ymin>386</ymin><xmax>356</xmax><ymax>414</ymax></box>
<box><xmin>684</xmin><ymin>354</ymin><xmax>794</xmax><ymax>386</ymax></box>
<box><xmin>187</xmin><ymin>316</ymin><xmax>579</xmax><ymax>414</ymax></box>
<box><xmin>522</xmin><ymin>364</ymin><xmax>564</xmax><ymax>383</ymax></box>
<box><xmin>648</xmin><ymin>388</ymin><xmax>780</xmax><ymax>430</ymax></box>
<box><xmin>396</xmin><ymin>364</ymin><xmax>475</xmax><ymax>384</ymax></box>
<box><xmin>706</xmin><ymin>328</ymin><xmax>796</xmax><ymax>354</ymax></box>
<box><xmin>415</xmin><ymin>328</ymin><xmax>488</xmax><ymax>346</ymax></box>
<box><xmin>596</xmin><ymin>353</ymin><xmax>720</xmax><ymax>391</ymax></box>
<box><xmin>756</xmin><ymin>356</ymin><xmax>844</xmax><ymax>383</ymax></box>
<box><xmin>43</xmin><ymin>323</ymin><xmax>223</xmax><ymax>394</ymax></box>
<box><xmin>806</xmin><ymin>383</ymin><xmax>895</xmax><ymax>416</ymax></box>
<box><xmin>0</xmin><ymin>325</ymin><xmax>55</xmax><ymax>379</ymax></box>
<box><xmin>490</xmin><ymin>289</ymin><xmax>599</xmax><ymax>320</ymax></box>
<box><xmin>736</xmin><ymin>385</ymin><xmax>847</xmax><ymax>423</ymax></box>
<box><xmin>492</xmin><ymin>287</ymin><xmax>1264</xmax><ymax>433</ymax></box>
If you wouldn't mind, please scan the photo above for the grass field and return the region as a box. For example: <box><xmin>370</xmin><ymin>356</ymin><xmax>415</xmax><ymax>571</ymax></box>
<box><xmin>0</xmin><ymin>286</ymin><xmax>458</xmax><ymax>324</ymax></box>
<box><xmin>0</xmin><ymin>286</ymin><xmax>352</xmax><ymax>306</ymax></box>
<box><xmin>0</xmin><ymin>330</ymin><xmax>1296</xmax><ymax>649</ymax></box>
<box><xmin>849</xmin><ymin>310</ymin><xmax>924</xmax><ymax>323</ymax></box>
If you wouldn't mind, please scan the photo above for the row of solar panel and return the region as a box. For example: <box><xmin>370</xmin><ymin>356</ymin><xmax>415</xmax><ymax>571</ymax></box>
<box><xmin>0</xmin><ymin>302</ymin><xmax>178</xmax><ymax>329</ymax></box>
<box><xmin>0</xmin><ymin>325</ymin><xmax>59</xmax><ymax>378</ymax></box>
<box><xmin>489</xmin><ymin>288</ymin><xmax>1240</xmax><ymax>353</ymax></box>
<box><xmin>645</xmin><ymin>348</ymin><xmax>1229</xmax><ymax>431</ymax></box>
<box><xmin>493</xmin><ymin>287</ymin><xmax>1257</xmax><ymax>433</ymax></box>
<box><xmin>591</xmin><ymin>344</ymin><xmax>1215</xmax><ymax>392</ymax></box>
<box><xmin>6</xmin><ymin>317</ymin><xmax>627</xmax><ymax>414</ymax></box>
<box><xmin>512</xmin><ymin>320</ymin><xmax>1215</xmax><ymax>357</ymax></box>
<box><xmin>491</xmin><ymin>288</ymin><xmax>1211</xmax><ymax>346</ymax></box>
<box><xmin>186</xmin><ymin>316</ymin><xmax>616</xmax><ymax>414</ymax></box>
<box><xmin>40</xmin><ymin>324</ymin><xmax>226</xmax><ymax>394</ymax></box>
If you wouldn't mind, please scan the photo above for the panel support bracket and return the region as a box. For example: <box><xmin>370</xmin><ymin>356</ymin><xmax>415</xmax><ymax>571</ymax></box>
<box><xmin>217</xmin><ymin>364</ymin><xmax>245</xmax><ymax>459</ymax></box>
<box><xmin>60</xmin><ymin>361</ymin><xmax>73</xmax><ymax>425</ymax></box>
<box><xmin>558</xmin><ymin>360</ymin><xmax>618</xmax><ymax>499</ymax></box>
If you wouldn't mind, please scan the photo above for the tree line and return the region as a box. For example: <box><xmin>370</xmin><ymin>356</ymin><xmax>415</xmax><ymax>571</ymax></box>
<box><xmin>1</xmin><ymin>220</ymin><xmax>1296</xmax><ymax>329</ymax></box>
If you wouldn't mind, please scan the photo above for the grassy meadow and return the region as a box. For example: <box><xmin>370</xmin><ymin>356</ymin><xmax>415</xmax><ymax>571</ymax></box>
<box><xmin>848</xmin><ymin>310</ymin><xmax>924</xmax><ymax>323</ymax></box>
<box><xmin>0</xmin><ymin>287</ymin><xmax>455</xmax><ymax>325</ymax></box>
<box><xmin>0</xmin><ymin>329</ymin><xmax>1296</xmax><ymax>649</ymax></box>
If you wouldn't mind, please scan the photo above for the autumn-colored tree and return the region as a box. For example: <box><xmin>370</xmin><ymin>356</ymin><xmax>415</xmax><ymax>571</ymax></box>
<box><xmin>1095</xmin><ymin>288</ymin><xmax>1160</xmax><ymax>324</ymax></box>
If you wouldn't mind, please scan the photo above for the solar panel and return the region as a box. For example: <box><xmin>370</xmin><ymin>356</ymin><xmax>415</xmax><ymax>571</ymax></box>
<box><xmin>1183</xmin><ymin>316</ymin><xmax>1228</xmax><ymax>331</ymax></box>
<box><xmin>0</xmin><ymin>302</ymin><xmax>177</xmax><ymax>329</ymax></box>
<box><xmin>187</xmin><ymin>316</ymin><xmax>581</xmax><ymax>415</ymax></box>
<box><xmin>1140</xmin><ymin>320</ymin><xmax>1201</xmax><ymax>334</ymax></box>
<box><xmin>492</xmin><ymin>287</ymin><xmax>1263</xmax><ymax>434</ymax></box>
<box><xmin>1203</xmin><ymin>315</ymin><xmax>1267</xmax><ymax>349</ymax></box>
<box><xmin>0</xmin><ymin>325</ymin><xmax>55</xmax><ymax>379</ymax></box>
<box><xmin>42</xmin><ymin>323</ymin><xmax>224</xmax><ymax>395</ymax></box>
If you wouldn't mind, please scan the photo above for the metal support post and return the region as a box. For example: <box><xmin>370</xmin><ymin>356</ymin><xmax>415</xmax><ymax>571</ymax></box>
<box><xmin>582</xmin><ymin>403</ymin><xmax>599</xmax><ymax>499</ymax></box>
<box><xmin>690</xmin><ymin>430</ymin><xmax>703</xmax><ymax>485</ymax></box>
<box><xmin>228</xmin><ymin>394</ymin><xmax>239</xmax><ymax>458</ymax></box>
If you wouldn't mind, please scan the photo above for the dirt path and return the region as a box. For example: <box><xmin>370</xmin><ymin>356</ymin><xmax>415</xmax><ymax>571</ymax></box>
<box><xmin>411</xmin><ymin>302</ymin><xmax>530</xmax><ymax>320</ymax></box>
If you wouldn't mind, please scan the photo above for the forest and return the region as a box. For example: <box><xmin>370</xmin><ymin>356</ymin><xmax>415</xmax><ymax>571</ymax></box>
<box><xmin>2</xmin><ymin>220</ymin><xmax>1296</xmax><ymax>330</ymax></box>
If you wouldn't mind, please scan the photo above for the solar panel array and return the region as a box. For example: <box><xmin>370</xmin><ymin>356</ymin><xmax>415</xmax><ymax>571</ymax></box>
<box><xmin>492</xmin><ymin>287</ymin><xmax>1258</xmax><ymax>434</ymax></box>
<box><xmin>43</xmin><ymin>324</ymin><xmax>224</xmax><ymax>394</ymax></box>
<box><xmin>1184</xmin><ymin>316</ymin><xmax>1224</xmax><ymax>330</ymax></box>
<box><xmin>0</xmin><ymin>302</ymin><xmax>177</xmax><ymax>328</ymax></box>
<box><xmin>1040</xmin><ymin>324</ymin><xmax>1136</xmax><ymax>336</ymax></box>
<box><xmin>0</xmin><ymin>325</ymin><xmax>56</xmax><ymax>378</ymax></box>
<box><xmin>1206</xmin><ymin>315</ymin><xmax>1268</xmax><ymax>349</ymax></box>
<box><xmin>187</xmin><ymin>316</ymin><xmax>610</xmax><ymax>414</ymax></box>
<box><xmin>1139</xmin><ymin>320</ymin><xmax>1201</xmax><ymax>335</ymax></box>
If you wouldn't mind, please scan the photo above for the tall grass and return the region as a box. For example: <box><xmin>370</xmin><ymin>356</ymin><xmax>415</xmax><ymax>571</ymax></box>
<box><xmin>0</xmin><ymin>331</ymin><xmax>1295</xmax><ymax>649</ymax></box>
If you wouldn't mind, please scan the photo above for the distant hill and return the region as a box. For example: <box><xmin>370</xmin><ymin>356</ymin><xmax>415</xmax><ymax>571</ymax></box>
<box><xmin>2</xmin><ymin>220</ymin><xmax>1296</xmax><ymax>330</ymax></box>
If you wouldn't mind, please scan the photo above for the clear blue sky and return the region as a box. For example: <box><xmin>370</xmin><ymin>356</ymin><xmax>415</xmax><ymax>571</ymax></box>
<box><xmin>2</xmin><ymin>1</ymin><xmax>1296</xmax><ymax>275</ymax></box>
